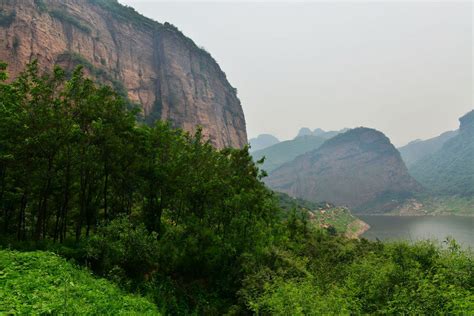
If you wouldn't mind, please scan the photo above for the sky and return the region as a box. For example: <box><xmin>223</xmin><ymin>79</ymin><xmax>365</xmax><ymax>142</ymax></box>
<box><xmin>120</xmin><ymin>0</ymin><xmax>472</xmax><ymax>146</ymax></box>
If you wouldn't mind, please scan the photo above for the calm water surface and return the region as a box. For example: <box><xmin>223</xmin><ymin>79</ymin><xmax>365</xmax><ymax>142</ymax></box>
<box><xmin>359</xmin><ymin>215</ymin><xmax>474</xmax><ymax>248</ymax></box>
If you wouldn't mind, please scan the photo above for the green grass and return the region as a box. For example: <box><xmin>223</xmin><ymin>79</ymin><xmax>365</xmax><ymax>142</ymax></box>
<box><xmin>310</xmin><ymin>207</ymin><xmax>358</xmax><ymax>234</ymax></box>
<box><xmin>0</xmin><ymin>250</ymin><xmax>159</xmax><ymax>315</ymax></box>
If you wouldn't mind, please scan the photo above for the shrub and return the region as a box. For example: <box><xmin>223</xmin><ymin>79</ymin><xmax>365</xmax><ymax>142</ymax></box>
<box><xmin>34</xmin><ymin>0</ymin><xmax>48</xmax><ymax>13</ymax></box>
<box><xmin>85</xmin><ymin>216</ymin><xmax>161</xmax><ymax>282</ymax></box>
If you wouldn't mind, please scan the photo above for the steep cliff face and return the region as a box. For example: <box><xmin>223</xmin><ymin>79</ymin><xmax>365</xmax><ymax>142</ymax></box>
<box><xmin>266</xmin><ymin>128</ymin><xmax>422</xmax><ymax>213</ymax></box>
<box><xmin>0</xmin><ymin>0</ymin><xmax>247</xmax><ymax>148</ymax></box>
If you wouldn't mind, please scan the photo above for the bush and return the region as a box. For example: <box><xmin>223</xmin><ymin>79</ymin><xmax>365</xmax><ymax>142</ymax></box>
<box><xmin>86</xmin><ymin>216</ymin><xmax>160</xmax><ymax>283</ymax></box>
<box><xmin>34</xmin><ymin>0</ymin><xmax>48</xmax><ymax>13</ymax></box>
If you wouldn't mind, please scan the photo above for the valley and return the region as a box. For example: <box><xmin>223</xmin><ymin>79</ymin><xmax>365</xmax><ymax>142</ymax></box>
<box><xmin>253</xmin><ymin>114</ymin><xmax>474</xmax><ymax>247</ymax></box>
<box><xmin>0</xmin><ymin>0</ymin><xmax>472</xmax><ymax>314</ymax></box>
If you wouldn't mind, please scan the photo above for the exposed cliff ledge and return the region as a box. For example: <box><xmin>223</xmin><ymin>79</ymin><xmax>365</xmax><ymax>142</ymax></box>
<box><xmin>0</xmin><ymin>0</ymin><xmax>247</xmax><ymax>148</ymax></box>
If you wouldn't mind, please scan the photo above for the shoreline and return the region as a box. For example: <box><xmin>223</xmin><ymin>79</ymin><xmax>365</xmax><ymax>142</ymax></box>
<box><xmin>358</xmin><ymin>213</ymin><xmax>474</xmax><ymax>218</ymax></box>
<box><xmin>345</xmin><ymin>219</ymin><xmax>370</xmax><ymax>239</ymax></box>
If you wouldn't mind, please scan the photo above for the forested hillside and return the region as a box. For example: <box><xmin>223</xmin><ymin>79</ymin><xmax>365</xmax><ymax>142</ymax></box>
<box><xmin>252</xmin><ymin>135</ymin><xmax>328</xmax><ymax>172</ymax></box>
<box><xmin>252</xmin><ymin>128</ymin><xmax>348</xmax><ymax>172</ymax></box>
<box><xmin>0</xmin><ymin>63</ymin><xmax>472</xmax><ymax>314</ymax></box>
<box><xmin>410</xmin><ymin>110</ymin><xmax>474</xmax><ymax>196</ymax></box>
<box><xmin>399</xmin><ymin>130</ymin><xmax>458</xmax><ymax>168</ymax></box>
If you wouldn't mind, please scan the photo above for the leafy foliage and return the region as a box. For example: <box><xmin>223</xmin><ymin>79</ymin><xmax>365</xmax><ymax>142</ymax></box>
<box><xmin>0</xmin><ymin>62</ymin><xmax>471</xmax><ymax>314</ymax></box>
<box><xmin>0</xmin><ymin>61</ymin><xmax>276</xmax><ymax>313</ymax></box>
<box><xmin>0</xmin><ymin>250</ymin><xmax>158</xmax><ymax>314</ymax></box>
<box><xmin>241</xmin><ymin>221</ymin><xmax>474</xmax><ymax>315</ymax></box>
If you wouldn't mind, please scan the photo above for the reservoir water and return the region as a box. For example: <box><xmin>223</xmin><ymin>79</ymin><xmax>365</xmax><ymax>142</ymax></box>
<box><xmin>359</xmin><ymin>215</ymin><xmax>474</xmax><ymax>249</ymax></box>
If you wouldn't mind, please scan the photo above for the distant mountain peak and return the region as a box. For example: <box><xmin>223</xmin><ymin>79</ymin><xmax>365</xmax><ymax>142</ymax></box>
<box><xmin>297</xmin><ymin>127</ymin><xmax>313</xmax><ymax>138</ymax></box>
<box><xmin>295</xmin><ymin>127</ymin><xmax>349</xmax><ymax>139</ymax></box>
<box><xmin>249</xmin><ymin>134</ymin><xmax>280</xmax><ymax>152</ymax></box>
<box><xmin>312</xmin><ymin>128</ymin><xmax>326</xmax><ymax>136</ymax></box>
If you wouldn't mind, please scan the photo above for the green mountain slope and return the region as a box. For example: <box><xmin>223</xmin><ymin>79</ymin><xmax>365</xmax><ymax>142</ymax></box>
<box><xmin>252</xmin><ymin>128</ymin><xmax>348</xmax><ymax>172</ymax></box>
<box><xmin>252</xmin><ymin>135</ymin><xmax>328</xmax><ymax>172</ymax></box>
<box><xmin>0</xmin><ymin>250</ymin><xmax>158</xmax><ymax>315</ymax></box>
<box><xmin>410</xmin><ymin>110</ymin><xmax>474</xmax><ymax>196</ymax></box>
<box><xmin>398</xmin><ymin>130</ymin><xmax>458</xmax><ymax>168</ymax></box>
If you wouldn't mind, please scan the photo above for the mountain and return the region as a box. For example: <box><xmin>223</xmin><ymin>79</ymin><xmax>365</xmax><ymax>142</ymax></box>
<box><xmin>295</xmin><ymin>127</ymin><xmax>349</xmax><ymax>139</ymax></box>
<box><xmin>252</xmin><ymin>129</ymin><xmax>347</xmax><ymax>172</ymax></box>
<box><xmin>249</xmin><ymin>134</ymin><xmax>280</xmax><ymax>152</ymax></box>
<box><xmin>266</xmin><ymin>128</ymin><xmax>421</xmax><ymax>213</ymax></box>
<box><xmin>410</xmin><ymin>110</ymin><xmax>474</xmax><ymax>196</ymax></box>
<box><xmin>398</xmin><ymin>130</ymin><xmax>458</xmax><ymax>168</ymax></box>
<box><xmin>252</xmin><ymin>135</ymin><xmax>328</xmax><ymax>172</ymax></box>
<box><xmin>296</xmin><ymin>127</ymin><xmax>313</xmax><ymax>137</ymax></box>
<box><xmin>0</xmin><ymin>0</ymin><xmax>246</xmax><ymax>148</ymax></box>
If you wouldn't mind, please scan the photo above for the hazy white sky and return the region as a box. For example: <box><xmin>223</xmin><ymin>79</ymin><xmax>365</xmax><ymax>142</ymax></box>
<box><xmin>120</xmin><ymin>0</ymin><xmax>472</xmax><ymax>146</ymax></box>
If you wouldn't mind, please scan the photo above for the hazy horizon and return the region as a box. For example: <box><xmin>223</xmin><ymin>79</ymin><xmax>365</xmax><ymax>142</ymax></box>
<box><xmin>120</xmin><ymin>0</ymin><xmax>472</xmax><ymax>147</ymax></box>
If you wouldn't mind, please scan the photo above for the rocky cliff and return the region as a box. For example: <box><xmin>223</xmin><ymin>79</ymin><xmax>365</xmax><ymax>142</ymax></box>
<box><xmin>0</xmin><ymin>0</ymin><xmax>247</xmax><ymax>148</ymax></box>
<box><xmin>266</xmin><ymin>128</ymin><xmax>422</xmax><ymax>213</ymax></box>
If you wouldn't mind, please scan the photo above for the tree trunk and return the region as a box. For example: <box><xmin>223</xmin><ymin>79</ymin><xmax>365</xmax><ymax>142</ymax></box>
<box><xmin>17</xmin><ymin>190</ymin><xmax>27</xmax><ymax>241</ymax></box>
<box><xmin>35</xmin><ymin>158</ymin><xmax>53</xmax><ymax>241</ymax></box>
<box><xmin>103</xmin><ymin>158</ymin><xmax>109</xmax><ymax>221</ymax></box>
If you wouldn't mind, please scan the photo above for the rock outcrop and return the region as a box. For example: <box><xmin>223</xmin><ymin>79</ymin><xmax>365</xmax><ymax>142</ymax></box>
<box><xmin>0</xmin><ymin>0</ymin><xmax>247</xmax><ymax>148</ymax></box>
<box><xmin>266</xmin><ymin>128</ymin><xmax>422</xmax><ymax>213</ymax></box>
